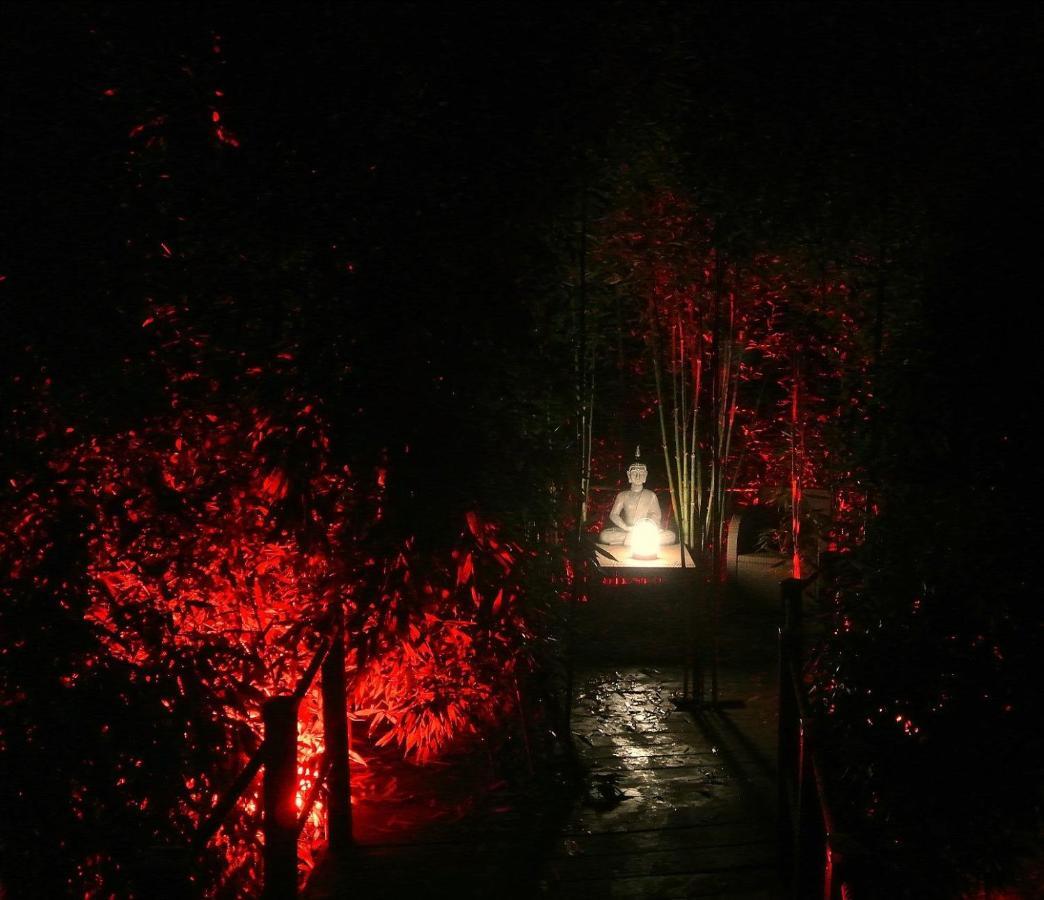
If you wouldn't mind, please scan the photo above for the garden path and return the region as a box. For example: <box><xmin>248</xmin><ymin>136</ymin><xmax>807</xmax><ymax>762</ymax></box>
<box><xmin>308</xmin><ymin>575</ymin><xmax>784</xmax><ymax>899</ymax></box>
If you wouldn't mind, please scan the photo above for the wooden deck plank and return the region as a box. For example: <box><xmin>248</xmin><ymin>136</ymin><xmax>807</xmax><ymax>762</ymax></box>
<box><xmin>550</xmin><ymin>864</ymin><xmax>781</xmax><ymax>899</ymax></box>
<box><xmin>543</xmin><ymin>578</ymin><xmax>784</xmax><ymax>897</ymax></box>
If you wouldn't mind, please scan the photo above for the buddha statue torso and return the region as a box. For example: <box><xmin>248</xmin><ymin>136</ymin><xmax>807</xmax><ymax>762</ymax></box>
<box><xmin>616</xmin><ymin>487</ymin><xmax>661</xmax><ymax>527</ymax></box>
<box><xmin>597</xmin><ymin>451</ymin><xmax>677</xmax><ymax>547</ymax></box>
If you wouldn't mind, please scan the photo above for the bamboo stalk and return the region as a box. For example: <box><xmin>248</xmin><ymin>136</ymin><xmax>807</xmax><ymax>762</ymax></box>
<box><xmin>692</xmin><ymin>351</ymin><xmax>703</xmax><ymax>546</ymax></box>
<box><xmin>689</xmin><ymin>407</ymin><xmax>699</xmax><ymax>544</ymax></box>
<box><xmin>708</xmin><ymin>248</ymin><xmax>726</xmax><ymax>707</ymax></box>
<box><xmin>716</xmin><ymin>335</ymin><xmax>730</xmax><ymax>490</ymax></box>
<box><xmin>679</xmin><ymin>314</ymin><xmax>688</xmax><ymax>550</ymax></box>
<box><xmin>704</xmin><ymin>458</ymin><xmax>715</xmax><ymax>547</ymax></box>
<box><xmin>721</xmin><ymin>353</ymin><xmax>739</xmax><ymax>489</ymax></box>
<box><xmin>583</xmin><ymin>373</ymin><xmax>595</xmax><ymax>538</ymax></box>
<box><xmin>717</xmin><ymin>291</ymin><xmax>739</xmax><ymax>549</ymax></box>
<box><xmin>576</xmin><ymin>192</ymin><xmax>589</xmax><ymax>542</ymax></box>
<box><xmin>655</xmin><ymin>315</ymin><xmax>692</xmax><ymax>699</ymax></box>
<box><xmin>652</xmin><ymin>340</ymin><xmax>681</xmax><ymax>560</ymax></box>
<box><xmin>790</xmin><ymin>356</ymin><xmax>802</xmax><ymax>579</ymax></box>
<box><xmin>707</xmin><ymin>248</ymin><xmax>722</xmax><ymax>549</ymax></box>
<box><xmin>565</xmin><ymin>187</ymin><xmax>589</xmax><ymax>737</ymax></box>
<box><xmin>670</xmin><ymin>324</ymin><xmax>684</xmax><ymax>542</ymax></box>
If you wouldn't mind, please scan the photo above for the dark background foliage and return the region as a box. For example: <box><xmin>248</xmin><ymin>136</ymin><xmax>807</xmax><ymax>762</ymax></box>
<box><xmin>2</xmin><ymin>2</ymin><xmax>1042</xmax><ymax>896</ymax></box>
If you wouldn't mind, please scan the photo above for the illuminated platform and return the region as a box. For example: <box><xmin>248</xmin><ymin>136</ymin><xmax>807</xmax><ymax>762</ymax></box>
<box><xmin>590</xmin><ymin>542</ymin><xmax>697</xmax><ymax>570</ymax></box>
<box><xmin>581</xmin><ymin>542</ymin><xmax>701</xmax><ymax>659</ymax></box>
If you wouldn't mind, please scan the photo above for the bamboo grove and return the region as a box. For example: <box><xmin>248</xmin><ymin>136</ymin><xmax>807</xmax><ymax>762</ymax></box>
<box><xmin>581</xmin><ymin>190</ymin><xmax>875</xmax><ymax>577</ymax></box>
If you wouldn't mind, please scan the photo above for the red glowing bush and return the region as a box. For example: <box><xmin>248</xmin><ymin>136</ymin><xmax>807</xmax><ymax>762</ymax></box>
<box><xmin>1</xmin><ymin>376</ymin><xmax>536</xmax><ymax>894</ymax></box>
<box><xmin>81</xmin><ymin>407</ymin><xmax>349</xmax><ymax>702</ymax></box>
<box><xmin>2</xmin><ymin>389</ymin><xmax>357</xmax><ymax>891</ymax></box>
<box><xmin>351</xmin><ymin>512</ymin><xmax>533</xmax><ymax>763</ymax></box>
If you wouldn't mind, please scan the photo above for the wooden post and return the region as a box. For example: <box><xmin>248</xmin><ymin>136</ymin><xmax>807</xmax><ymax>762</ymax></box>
<box><xmin>794</xmin><ymin>718</ymin><xmax>818</xmax><ymax>895</ymax></box>
<box><xmin>691</xmin><ymin>571</ymin><xmax>705</xmax><ymax>707</ymax></box>
<box><xmin>725</xmin><ymin>512</ymin><xmax>743</xmax><ymax>579</ymax></box>
<box><xmin>777</xmin><ymin>623</ymin><xmax>797</xmax><ymax>886</ymax></box>
<box><xmin>781</xmin><ymin>577</ymin><xmax>804</xmax><ymax>632</ymax></box>
<box><xmin>824</xmin><ymin>837</ymin><xmax>836</xmax><ymax>900</ymax></box>
<box><xmin>825</xmin><ymin>835</ymin><xmax>849</xmax><ymax>900</ymax></box>
<box><xmin>564</xmin><ymin>542</ymin><xmax>580</xmax><ymax>736</ymax></box>
<box><xmin>777</xmin><ymin>578</ymin><xmax>804</xmax><ymax>888</ymax></box>
<box><xmin>321</xmin><ymin>607</ymin><xmax>352</xmax><ymax>852</ymax></box>
<box><xmin>710</xmin><ymin>553</ymin><xmax>720</xmax><ymax>706</ymax></box>
<box><xmin>263</xmin><ymin>696</ymin><xmax>298</xmax><ymax>899</ymax></box>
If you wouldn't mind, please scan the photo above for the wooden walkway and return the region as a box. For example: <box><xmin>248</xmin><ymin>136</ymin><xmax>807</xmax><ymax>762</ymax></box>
<box><xmin>308</xmin><ymin>577</ymin><xmax>784</xmax><ymax>899</ymax></box>
<box><xmin>546</xmin><ymin>579</ymin><xmax>783</xmax><ymax>899</ymax></box>
<box><xmin>545</xmin><ymin>661</ymin><xmax>780</xmax><ymax>898</ymax></box>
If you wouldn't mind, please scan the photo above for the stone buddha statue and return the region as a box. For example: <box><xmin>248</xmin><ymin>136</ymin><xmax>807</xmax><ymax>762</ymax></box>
<box><xmin>597</xmin><ymin>449</ymin><xmax>678</xmax><ymax>547</ymax></box>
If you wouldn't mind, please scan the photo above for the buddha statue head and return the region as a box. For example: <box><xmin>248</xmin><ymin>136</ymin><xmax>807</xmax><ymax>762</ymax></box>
<box><xmin>626</xmin><ymin>446</ymin><xmax>647</xmax><ymax>490</ymax></box>
<box><xmin>626</xmin><ymin>461</ymin><xmax>647</xmax><ymax>487</ymax></box>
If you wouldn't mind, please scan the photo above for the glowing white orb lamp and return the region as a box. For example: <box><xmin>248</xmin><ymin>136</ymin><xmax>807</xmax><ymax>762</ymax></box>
<box><xmin>630</xmin><ymin>518</ymin><xmax>660</xmax><ymax>561</ymax></box>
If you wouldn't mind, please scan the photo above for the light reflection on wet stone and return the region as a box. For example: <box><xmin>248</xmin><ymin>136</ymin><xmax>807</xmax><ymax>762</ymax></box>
<box><xmin>547</xmin><ymin>595</ymin><xmax>783</xmax><ymax>896</ymax></box>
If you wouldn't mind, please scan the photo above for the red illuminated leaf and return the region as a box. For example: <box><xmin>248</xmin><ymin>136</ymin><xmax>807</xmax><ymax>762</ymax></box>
<box><xmin>456</xmin><ymin>552</ymin><xmax>473</xmax><ymax>586</ymax></box>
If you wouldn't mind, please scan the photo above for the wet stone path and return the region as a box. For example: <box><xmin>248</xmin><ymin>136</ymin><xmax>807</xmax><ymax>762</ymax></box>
<box><xmin>309</xmin><ymin>581</ymin><xmax>784</xmax><ymax>899</ymax></box>
<box><xmin>538</xmin><ymin>576</ymin><xmax>784</xmax><ymax>899</ymax></box>
<box><xmin>543</xmin><ymin>664</ymin><xmax>780</xmax><ymax>898</ymax></box>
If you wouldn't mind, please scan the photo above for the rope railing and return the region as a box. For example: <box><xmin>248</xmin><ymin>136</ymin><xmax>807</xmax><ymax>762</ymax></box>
<box><xmin>191</xmin><ymin>602</ymin><xmax>352</xmax><ymax>898</ymax></box>
<box><xmin>777</xmin><ymin>576</ymin><xmax>853</xmax><ymax>900</ymax></box>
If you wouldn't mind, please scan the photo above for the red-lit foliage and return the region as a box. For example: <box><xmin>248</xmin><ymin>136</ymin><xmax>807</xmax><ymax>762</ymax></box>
<box><xmin>351</xmin><ymin>512</ymin><xmax>533</xmax><ymax>762</ymax></box>
<box><xmin>2</xmin><ymin>390</ymin><xmax>350</xmax><ymax>892</ymax></box>
<box><xmin>1</xmin><ymin>376</ymin><xmax>535</xmax><ymax>894</ymax></box>
<box><xmin>594</xmin><ymin>190</ymin><xmax>874</xmax><ymax>569</ymax></box>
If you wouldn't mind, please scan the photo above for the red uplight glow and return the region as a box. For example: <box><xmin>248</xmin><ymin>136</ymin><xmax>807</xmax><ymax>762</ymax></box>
<box><xmin>0</xmin><ymin>338</ymin><xmax>538</xmax><ymax>893</ymax></box>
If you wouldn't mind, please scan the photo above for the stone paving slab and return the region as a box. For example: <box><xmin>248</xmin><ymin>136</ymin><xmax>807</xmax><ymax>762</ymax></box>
<box><xmin>550</xmin><ymin>865</ymin><xmax>780</xmax><ymax>900</ymax></box>
<box><xmin>308</xmin><ymin>578</ymin><xmax>785</xmax><ymax>899</ymax></box>
<box><xmin>541</xmin><ymin>583</ymin><xmax>784</xmax><ymax>899</ymax></box>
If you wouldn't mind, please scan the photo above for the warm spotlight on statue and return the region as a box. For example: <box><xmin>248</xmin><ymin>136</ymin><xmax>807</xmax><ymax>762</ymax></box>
<box><xmin>630</xmin><ymin>518</ymin><xmax>660</xmax><ymax>560</ymax></box>
<box><xmin>598</xmin><ymin>446</ymin><xmax>677</xmax><ymax>553</ymax></box>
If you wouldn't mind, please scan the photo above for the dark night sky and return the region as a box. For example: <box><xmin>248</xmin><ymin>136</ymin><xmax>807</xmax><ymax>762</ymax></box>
<box><xmin>2</xmin><ymin>6</ymin><xmax>1043</xmax><ymax>895</ymax></box>
<box><xmin>2</xmin><ymin>2</ymin><xmax>1043</xmax><ymax>518</ymax></box>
